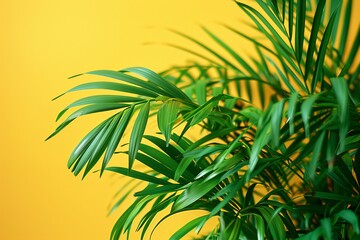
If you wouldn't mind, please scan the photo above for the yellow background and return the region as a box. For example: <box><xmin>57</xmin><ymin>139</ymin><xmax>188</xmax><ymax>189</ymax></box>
<box><xmin>1</xmin><ymin>0</ymin><xmax>359</xmax><ymax>239</ymax></box>
<box><xmin>0</xmin><ymin>1</ymin><xmax>240</xmax><ymax>239</ymax></box>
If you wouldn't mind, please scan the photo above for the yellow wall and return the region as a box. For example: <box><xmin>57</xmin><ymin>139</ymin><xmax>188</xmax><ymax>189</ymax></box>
<box><xmin>1</xmin><ymin>0</ymin><xmax>359</xmax><ymax>239</ymax></box>
<box><xmin>0</xmin><ymin>1</ymin><xmax>240</xmax><ymax>239</ymax></box>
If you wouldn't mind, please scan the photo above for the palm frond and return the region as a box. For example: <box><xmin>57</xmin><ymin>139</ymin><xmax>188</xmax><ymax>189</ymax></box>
<box><xmin>50</xmin><ymin>0</ymin><xmax>360</xmax><ymax>239</ymax></box>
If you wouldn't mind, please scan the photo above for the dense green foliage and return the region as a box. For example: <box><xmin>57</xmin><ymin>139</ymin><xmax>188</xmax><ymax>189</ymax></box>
<box><xmin>49</xmin><ymin>0</ymin><xmax>360</xmax><ymax>239</ymax></box>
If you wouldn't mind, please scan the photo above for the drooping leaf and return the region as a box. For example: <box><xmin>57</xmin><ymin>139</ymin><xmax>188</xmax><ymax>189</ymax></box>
<box><xmin>287</xmin><ymin>92</ymin><xmax>299</xmax><ymax>135</ymax></box>
<box><xmin>138</xmin><ymin>144</ymin><xmax>180</xmax><ymax>178</ymax></box>
<box><xmin>86</xmin><ymin>70</ymin><xmax>168</xmax><ymax>96</ymax></box>
<box><xmin>134</xmin><ymin>184</ymin><xmax>181</xmax><ymax>197</ymax></box>
<box><xmin>312</xmin><ymin>11</ymin><xmax>337</xmax><ymax>92</ymax></box>
<box><xmin>67</xmin><ymin>116</ymin><xmax>112</xmax><ymax>169</ymax></box>
<box><xmin>288</xmin><ymin>0</ymin><xmax>294</xmax><ymax>40</ymax></box>
<box><xmin>295</xmin><ymin>0</ymin><xmax>306</xmax><ymax>63</ymax></box>
<box><xmin>270</xmin><ymin>99</ymin><xmax>285</xmax><ymax>148</ymax></box>
<box><xmin>56</xmin><ymin>95</ymin><xmax>143</xmax><ymax>121</ymax></box>
<box><xmin>172</xmin><ymin>175</ymin><xmax>221</xmax><ymax>211</ymax></box>
<box><xmin>72</xmin><ymin>119</ymin><xmax>113</xmax><ymax>176</ymax></box>
<box><xmin>169</xmin><ymin>29</ymin><xmax>242</xmax><ymax>73</ymax></box>
<box><xmin>334</xmin><ymin>210</ymin><xmax>360</xmax><ymax>234</ymax></box>
<box><xmin>306</xmin><ymin>131</ymin><xmax>325</xmax><ymax>180</ymax></box>
<box><xmin>128</xmin><ymin>102</ymin><xmax>150</xmax><ymax>170</ymax></box>
<box><xmin>248</xmin><ymin>123</ymin><xmax>271</xmax><ymax>177</ymax></box>
<box><xmin>101</xmin><ymin>107</ymin><xmax>134</xmax><ymax>175</ymax></box>
<box><xmin>122</xmin><ymin>67</ymin><xmax>191</xmax><ymax>101</ymax></box>
<box><xmin>157</xmin><ymin>100</ymin><xmax>180</xmax><ymax>146</ymax></box>
<box><xmin>320</xmin><ymin>218</ymin><xmax>332</xmax><ymax>240</ymax></box>
<box><xmin>331</xmin><ymin>77</ymin><xmax>349</xmax><ymax>151</ymax></box>
<box><xmin>301</xmin><ymin>94</ymin><xmax>318</xmax><ymax>138</ymax></box>
<box><xmin>304</xmin><ymin>0</ymin><xmax>326</xmax><ymax>80</ymax></box>
<box><xmin>53</xmin><ymin>81</ymin><xmax>159</xmax><ymax>100</ymax></box>
<box><xmin>354</xmin><ymin>150</ymin><xmax>360</xmax><ymax>186</ymax></box>
<box><xmin>106</xmin><ymin>167</ymin><xmax>171</xmax><ymax>185</ymax></box>
<box><xmin>203</xmin><ymin>27</ymin><xmax>258</xmax><ymax>77</ymax></box>
<box><xmin>256</xmin><ymin>206</ymin><xmax>286</xmax><ymax>240</ymax></box>
<box><xmin>47</xmin><ymin>103</ymin><xmax>129</xmax><ymax>140</ymax></box>
<box><xmin>338</xmin><ymin>0</ymin><xmax>352</xmax><ymax>58</ymax></box>
<box><xmin>82</xmin><ymin>112</ymin><xmax>123</xmax><ymax>177</ymax></box>
<box><xmin>169</xmin><ymin>215</ymin><xmax>208</xmax><ymax>240</ymax></box>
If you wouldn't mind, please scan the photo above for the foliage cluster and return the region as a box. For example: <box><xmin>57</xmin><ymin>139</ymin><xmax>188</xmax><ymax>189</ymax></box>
<box><xmin>49</xmin><ymin>0</ymin><xmax>360</xmax><ymax>239</ymax></box>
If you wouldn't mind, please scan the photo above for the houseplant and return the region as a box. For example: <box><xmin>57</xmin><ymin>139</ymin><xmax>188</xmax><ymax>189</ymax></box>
<box><xmin>49</xmin><ymin>0</ymin><xmax>360</xmax><ymax>239</ymax></box>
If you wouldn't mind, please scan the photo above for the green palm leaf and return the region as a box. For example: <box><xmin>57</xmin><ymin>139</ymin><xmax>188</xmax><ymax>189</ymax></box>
<box><xmin>50</xmin><ymin>1</ymin><xmax>360</xmax><ymax>239</ymax></box>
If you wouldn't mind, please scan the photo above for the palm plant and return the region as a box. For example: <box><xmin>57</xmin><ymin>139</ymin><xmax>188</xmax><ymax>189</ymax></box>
<box><xmin>49</xmin><ymin>0</ymin><xmax>360</xmax><ymax>239</ymax></box>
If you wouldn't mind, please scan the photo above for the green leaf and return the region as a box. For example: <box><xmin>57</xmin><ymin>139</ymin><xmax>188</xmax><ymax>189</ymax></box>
<box><xmin>221</xmin><ymin>218</ymin><xmax>242</xmax><ymax>240</ymax></box>
<box><xmin>320</xmin><ymin>218</ymin><xmax>332</xmax><ymax>240</ymax></box>
<box><xmin>108</xmin><ymin>181</ymin><xmax>140</xmax><ymax>216</ymax></box>
<box><xmin>312</xmin><ymin>11</ymin><xmax>337</xmax><ymax>92</ymax></box>
<box><xmin>267</xmin><ymin>57</ymin><xmax>296</xmax><ymax>93</ymax></box>
<box><xmin>237</xmin><ymin>2</ymin><xmax>294</xmax><ymax>57</ymax></box>
<box><xmin>195</xmin><ymin>182</ymin><xmax>245</xmax><ymax>234</ymax></box>
<box><xmin>287</xmin><ymin>92</ymin><xmax>299</xmax><ymax>135</ymax></box>
<box><xmin>47</xmin><ymin>103</ymin><xmax>128</xmax><ymax>140</ymax></box>
<box><xmin>122</xmin><ymin>195</ymin><xmax>155</xmax><ymax>235</ymax></box>
<box><xmin>248</xmin><ymin>123</ymin><xmax>271</xmax><ymax>176</ymax></box>
<box><xmin>297</xmin><ymin>227</ymin><xmax>322</xmax><ymax>240</ymax></box>
<box><xmin>189</xmin><ymin>103</ymin><xmax>214</xmax><ymax>126</ymax></box>
<box><xmin>169</xmin><ymin>29</ymin><xmax>242</xmax><ymax>73</ymax></box>
<box><xmin>82</xmin><ymin>112</ymin><xmax>123</xmax><ymax>177</ymax></box>
<box><xmin>56</xmin><ymin>95</ymin><xmax>143</xmax><ymax>121</ymax></box>
<box><xmin>295</xmin><ymin>0</ymin><xmax>306</xmax><ymax>62</ymax></box>
<box><xmin>169</xmin><ymin>215</ymin><xmax>208</xmax><ymax>240</ymax></box>
<box><xmin>106</xmin><ymin>167</ymin><xmax>171</xmax><ymax>185</ymax></box>
<box><xmin>256</xmin><ymin>206</ymin><xmax>286</xmax><ymax>240</ymax></box>
<box><xmin>306</xmin><ymin>131</ymin><xmax>325</xmax><ymax>180</ymax></box>
<box><xmin>122</xmin><ymin>67</ymin><xmax>190</xmax><ymax>101</ymax></box>
<box><xmin>134</xmin><ymin>184</ymin><xmax>181</xmax><ymax>197</ymax></box>
<box><xmin>142</xmin><ymin>135</ymin><xmax>185</xmax><ymax>166</ymax></box>
<box><xmin>338</xmin><ymin>0</ymin><xmax>352</xmax><ymax>58</ymax></box>
<box><xmin>334</xmin><ymin>210</ymin><xmax>360</xmax><ymax>234</ymax></box>
<box><xmin>339</xmin><ymin>27</ymin><xmax>360</xmax><ymax>77</ymax></box>
<box><xmin>135</xmin><ymin>152</ymin><xmax>175</xmax><ymax>180</ymax></box>
<box><xmin>195</xmin><ymin>79</ymin><xmax>207</xmax><ymax>105</ymax></box>
<box><xmin>174</xmin><ymin>127</ymin><xmax>236</xmax><ymax>181</ymax></box>
<box><xmin>288</xmin><ymin>0</ymin><xmax>294</xmax><ymax>40</ymax></box>
<box><xmin>304</xmin><ymin>0</ymin><xmax>326</xmax><ymax>80</ymax></box>
<box><xmin>174</xmin><ymin>157</ymin><xmax>194</xmax><ymax>182</ymax></box>
<box><xmin>329</xmin><ymin>0</ymin><xmax>342</xmax><ymax>47</ymax></box>
<box><xmin>203</xmin><ymin>27</ymin><xmax>258</xmax><ymax>76</ymax></box>
<box><xmin>157</xmin><ymin>100</ymin><xmax>180</xmax><ymax>146</ymax></box>
<box><xmin>129</xmin><ymin>102</ymin><xmax>150</xmax><ymax>170</ymax></box>
<box><xmin>254</xmin><ymin>214</ymin><xmax>265</xmax><ymax>240</ymax></box>
<box><xmin>72</xmin><ymin>118</ymin><xmax>113</xmax><ymax>176</ymax></box>
<box><xmin>331</xmin><ymin>77</ymin><xmax>349</xmax><ymax>151</ymax></box>
<box><xmin>306</xmin><ymin>191</ymin><xmax>357</xmax><ymax>203</ymax></box>
<box><xmin>54</xmin><ymin>81</ymin><xmax>159</xmax><ymax>99</ymax></box>
<box><xmin>270</xmin><ymin>99</ymin><xmax>285</xmax><ymax>148</ymax></box>
<box><xmin>138</xmin><ymin>144</ymin><xmax>180</xmax><ymax>177</ymax></box>
<box><xmin>101</xmin><ymin>107</ymin><xmax>134</xmax><ymax>175</ymax></box>
<box><xmin>255</xmin><ymin>0</ymin><xmax>287</xmax><ymax>36</ymax></box>
<box><xmin>354</xmin><ymin>150</ymin><xmax>360</xmax><ymax>186</ymax></box>
<box><xmin>239</xmin><ymin>106</ymin><xmax>262</xmax><ymax>124</ymax></box>
<box><xmin>86</xmin><ymin>70</ymin><xmax>168</xmax><ymax>96</ymax></box>
<box><xmin>301</xmin><ymin>94</ymin><xmax>318</xmax><ymax>138</ymax></box>
<box><xmin>244</xmin><ymin>183</ymin><xmax>258</xmax><ymax>207</ymax></box>
<box><xmin>172</xmin><ymin>175</ymin><xmax>221</xmax><ymax>211</ymax></box>
<box><xmin>138</xmin><ymin>194</ymin><xmax>176</xmax><ymax>239</ymax></box>
<box><xmin>67</xmin><ymin>117</ymin><xmax>112</xmax><ymax>168</ymax></box>
<box><xmin>110</xmin><ymin>198</ymin><xmax>142</xmax><ymax>240</ymax></box>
